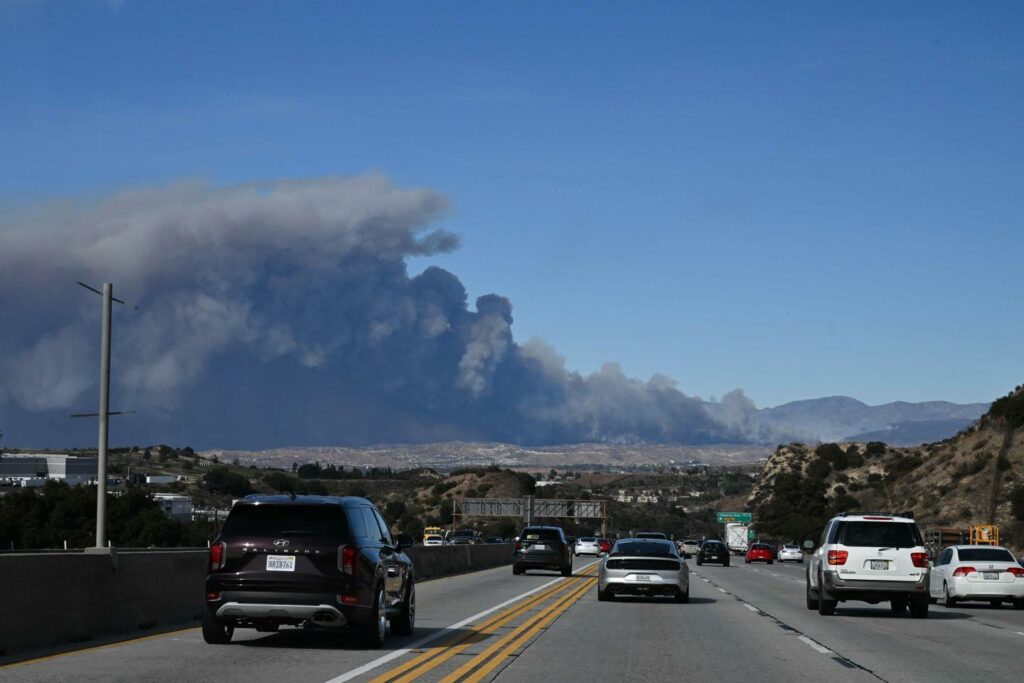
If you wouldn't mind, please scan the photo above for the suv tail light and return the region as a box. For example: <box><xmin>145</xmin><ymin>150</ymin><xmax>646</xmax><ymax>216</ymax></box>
<box><xmin>952</xmin><ymin>566</ymin><xmax>976</xmax><ymax>577</ymax></box>
<box><xmin>209</xmin><ymin>541</ymin><xmax>226</xmax><ymax>573</ymax></box>
<box><xmin>910</xmin><ymin>552</ymin><xmax>929</xmax><ymax>568</ymax></box>
<box><xmin>338</xmin><ymin>545</ymin><xmax>356</xmax><ymax>575</ymax></box>
<box><xmin>1007</xmin><ymin>567</ymin><xmax>1024</xmax><ymax>577</ymax></box>
<box><xmin>827</xmin><ymin>550</ymin><xmax>848</xmax><ymax>565</ymax></box>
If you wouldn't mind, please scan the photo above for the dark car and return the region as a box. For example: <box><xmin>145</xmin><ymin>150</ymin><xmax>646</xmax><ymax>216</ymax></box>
<box><xmin>695</xmin><ymin>540</ymin><xmax>731</xmax><ymax>567</ymax></box>
<box><xmin>448</xmin><ymin>529</ymin><xmax>479</xmax><ymax>545</ymax></box>
<box><xmin>514</xmin><ymin>526</ymin><xmax>573</xmax><ymax>576</ymax></box>
<box><xmin>203</xmin><ymin>495</ymin><xmax>415</xmax><ymax>648</ymax></box>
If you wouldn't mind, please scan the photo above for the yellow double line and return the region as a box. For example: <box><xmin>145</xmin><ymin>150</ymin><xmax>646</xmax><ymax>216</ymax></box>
<box><xmin>372</xmin><ymin>566</ymin><xmax>598</xmax><ymax>683</ymax></box>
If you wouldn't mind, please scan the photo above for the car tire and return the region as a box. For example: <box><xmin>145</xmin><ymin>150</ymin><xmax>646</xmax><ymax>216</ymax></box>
<box><xmin>1012</xmin><ymin>598</ymin><xmax>1024</xmax><ymax>610</ymax></box>
<box><xmin>597</xmin><ymin>587</ymin><xmax>611</xmax><ymax>601</ymax></box>
<box><xmin>696</xmin><ymin>559</ymin><xmax>703</xmax><ymax>566</ymax></box>
<box><xmin>723</xmin><ymin>559</ymin><xmax>730</xmax><ymax>567</ymax></box>
<box><xmin>768</xmin><ymin>560</ymin><xmax>773</xmax><ymax>565</ymax></box>
<box><xmin>561</xmin><ymin>563</ymin><xmax>573</xmax><ymax>577</ymax></box>
<box><xmin>745</xmin><ymin>559</ymin><xmax>750</xmax><ymax>564</ymax></box>
<box><xmin>990</xmin><ymin>599</ymin><xmax>1002</xmax><ymax>608</ymax></box>
<box><xmin>391</xmin><ymin>579</ymin><xmax>415</xmax><ymax>636</ymax></box>
<box><xmin>358</xmin><ymin>586</ymin><xmax>387</xmax><ymax>649</ymax></box>
<box><xmin>909</xmin><ymin>595</ymin><xmax>929</xmax><ymax>619</ymax></box>
<box><xmin>675</xmin><ymin>586</ymin><xmax>689</xmax><ymax>603</ymax></box>
<box><xmin>202</xmin><ymin>611</ymin><xmax>234</xmax><ymax>644</ymax></box>
<box><xmin>890</xmin><ymin>597</ymin><xmax>907</xmax><ymax>614</ymax></box>
<box><xmin>805</xmin><ymin>577</ymin><xmax>819</xmax><ymax>610</ymax></box>
<box><xmin>512</xmin><ymin>564</ymin><xmax>522</xmax><ymax>575</ymax></box>
<box><xmin>943</xmin><ymin>583</ymin><xmax>957</xmax><ymax>608</ymax></box>
<box><xmin>817</xmin><ymin>572</ymin><xmax>836</xmax><ymax>616</ymax></box>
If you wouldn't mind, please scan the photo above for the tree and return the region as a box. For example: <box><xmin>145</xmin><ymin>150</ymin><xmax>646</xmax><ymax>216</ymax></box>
<box><xmin>202</xmin><ymin>466</ymin><xmax>252</xmax><ymax>497</ymax></box>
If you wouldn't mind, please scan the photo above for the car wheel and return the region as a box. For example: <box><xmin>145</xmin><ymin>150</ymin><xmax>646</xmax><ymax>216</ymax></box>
<box><xmin>890</xmin><ymin>597</ymin><xmax>907</xmax><ymax>614</ymax></box>
<box><xmin>990</xmin><ymin>599</ymin><xmax>1002</xmax><ymax>608</ymax></box>
<box><xmin>723</xmin><ymin>559</ymin><xmax>729</xmax><ymax>567</ymax></box>
<box><xmin>561</xmin><ymin>563</ymin><xmax>573</xmax><ymax>577</ymax></box>
<box><xmin>391</xmin><ymin>579</ymin><xmax>416</xmax><ymax>636</ymax></box>
<box><xmin>805</xmin><ymin>577</ymin><xmax>819</xmax><ymax>610</ymax></box>
<box><xmin>909</xmin><ymin>595</ymin><xmax>929</xmax><ymax>619</ymax></box>
<box><xmin>767</xmin><ymin>560</ymin><xmax>773</xmax><ymax>565</ymax></box>
<box><xmin>944</xmin><ymin>583</ymin><xmax>957</xmax><ymax>608</ymax></box>
<box><xmin>512</xmin><ymin>564</ymin><xmax>522</xmax><ymax>575</ymax></box>
<box><xmin>1013</xmin><ymin>598</ymin><xmax>1024</xmax><ymax>610</ymax></box>
<box><xmin>202</xmin><ymin>611</ymin><xmax>234</xmax><ymax>644</ymax></box>
<box><xmin>696</xmin><ymin>559</ymin><xmax>702</xmax><ymax>566</ymax></box>
<box><xmin>817</xmin><ymin>571</ymin><xmax>836</xmax><ymax>616</ymax></box>
<box><xmin>597</xmin><ymin>587</ymin><xmax>611</xmax><ymax>602</ymax></box>
<box><xmin>358</xmin><ymin>586</ymin><xmax>387</xmax><ymax>648</ymax></box>
<box><xmin>745</xmin><ymin>559</ymin><xmax>750</xmax><ymax>564</ymax></box>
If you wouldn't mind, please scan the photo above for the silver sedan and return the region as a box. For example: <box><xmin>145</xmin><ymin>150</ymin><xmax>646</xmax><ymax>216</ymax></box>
<box><xmin>598</xmin><ymin>538</ymin><xmax>689</xmax><ymax>603</ymax></box>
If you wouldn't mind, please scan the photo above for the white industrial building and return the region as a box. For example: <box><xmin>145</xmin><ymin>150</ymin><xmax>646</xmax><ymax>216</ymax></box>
<box><xmin>0</xmin><ymin>453</ymin><xmax>98</xmax><ymax>486</ymax></box>
<box><xmin>151</xmin><ymin>493</ymin><xmax>194</xmax><ymax>522</ymax></box>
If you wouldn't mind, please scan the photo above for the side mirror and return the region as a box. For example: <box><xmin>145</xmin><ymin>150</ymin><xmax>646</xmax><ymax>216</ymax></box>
<box><xmin>395</xmin><ymin>533</ymin><xmax>414</xmax><ymax>550</ymax></box>
<box><xmin>803</xmin><ymin>540</ymin><xmax>815</xmax><ymax>550</ymax></box>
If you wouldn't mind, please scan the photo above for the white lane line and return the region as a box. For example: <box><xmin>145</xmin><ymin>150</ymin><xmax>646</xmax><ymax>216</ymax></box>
<box><xmin>1017</xmin><ymin>631</ymin><xmax>1024</xmax><ymax>637</ymax></box>
<box><xmin>323</xmin><ymin>560</ymin><xmax>599</xmax><ymax>683</ymax></box>
<box><xmin>743</xmin><ymin>603</ymin><xmax>759</xmax><ymax>612</ymax></box>
<box><xmin>701</xmin><ymin>578</ymin><xmax>710</xmax><ymax>583</ymax></box>
<box><xmin>717</xmin><ymin>588</ymin><xmax>728</xmax><ymax>593</ymax></box>
<box><xmin>798</xmin><ymin>635</ymin><xmax>834</xmax><ymax>655</ymax></box>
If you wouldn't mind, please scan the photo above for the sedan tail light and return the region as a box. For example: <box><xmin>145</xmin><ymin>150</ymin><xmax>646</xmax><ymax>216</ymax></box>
<box><xmin>209</xmin><ymin>541</ymin><xmax>226</xmax><ymax>573</ymax></box>
<box><xmin>338</xmin><ymin>545</ymin><xmax>357</xmax><ymax>575</ymax></box>
<box><xmin>827</xmin><ymin>550</ymin><xmax>848</xmax><ymax>566</ymax></box>
<box><xmin>952</xmin><ymin>566</ymin><xmax>976</xmax><ymax>577</ymax></box>
<box><xmin>910</xmin><ymin>552</ymin><xmax>929</xmax><ymax>568</ymax></box>
<box><xmin>1007</xmin><ymin>567</ymin><xmax>1024</xmax><ymax>577</ymax></box>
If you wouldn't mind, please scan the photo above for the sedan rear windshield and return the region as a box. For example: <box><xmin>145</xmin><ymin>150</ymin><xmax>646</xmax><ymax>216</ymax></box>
<box><xmin>751</xmin><ymin>544</ymin><xmax>770</xmax><ymax>550</ymax></box>
<box><xmin>222</xmin><ymin>504</ymin><xmax>348</xmax><ymax>539</ymax></box>
<box><xmin>579</xmin><ymin>537</ymin><xmax>597</xmax><ymax>542</ymax></box>
<box><xmin>613</xmin><ymin>541</ymin><xmax>676</xmax><ymax>557</ymax></box>
<box><xmin>958</xmin><ymin>548</ymin><xmax>1015</xmax><ymax>563</ymax></box>
<box><xmin>521</xmin><ymin>528</ymin><xmax>562</xmax><ymax>542</ymax></box>
<box><xmin>837</xmin><ymin>522</ymin><xmax>922</xmax><ymax>548</ymax></box>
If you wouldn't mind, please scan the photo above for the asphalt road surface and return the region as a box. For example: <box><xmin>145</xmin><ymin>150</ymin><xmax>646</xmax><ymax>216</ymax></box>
<box><xmin>4</xmin><ymin>555</ymin><xmax>1023</xmax><ymax>682</ymax></box>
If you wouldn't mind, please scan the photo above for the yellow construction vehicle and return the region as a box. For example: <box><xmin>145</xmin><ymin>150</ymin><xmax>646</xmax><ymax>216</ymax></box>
<box><xmin>969</xmin><ymin>525</ymin><xmax>999</xmax><ymax>545</ymax></box>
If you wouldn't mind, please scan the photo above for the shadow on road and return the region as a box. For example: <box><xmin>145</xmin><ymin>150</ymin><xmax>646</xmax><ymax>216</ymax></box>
<box><xmin>828</xmin><ymin>608</ymin><xmax>971</xmax><ymax>620</ymax></box>
<box><xmin>235</xmin><ymin>625</ymin><xmax>470</xmax><ymax>651</ymax></box>
<box><xmin>603</xmin><ymin>596</ymin><xmax>716</xmax><ymax>605</ymax></box>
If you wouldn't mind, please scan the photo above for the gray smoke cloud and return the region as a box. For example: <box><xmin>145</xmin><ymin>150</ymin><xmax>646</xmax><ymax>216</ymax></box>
<box><xmin>0</xmin><ymin>175</ymin><xmax>745</xmax><ymax>448</ymax></box>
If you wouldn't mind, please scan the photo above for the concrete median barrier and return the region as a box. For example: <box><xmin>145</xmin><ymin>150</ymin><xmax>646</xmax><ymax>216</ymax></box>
<box><xmin>0</xmin><ymin>543</ymin><xmax>512</xmax><ymax>659</ymax></box>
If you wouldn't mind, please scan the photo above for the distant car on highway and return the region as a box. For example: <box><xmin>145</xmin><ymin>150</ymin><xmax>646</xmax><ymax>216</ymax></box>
<box><xmin>598</xmin><ymin>538</ymin><xmax>612</xmax><ymax>554</ymax></box>
<box><xmin>929</xmin><ymin>545</ymin><xmax>1024</xmax><ymax>609</ymax></box>
<box><xmin>423</xmin><ymin>534</ymin><xmax>444</xmax><ymax>547</ymax></box>
<box><xmin>679</xmin><ymin>540</ymin><xmax>701</xmax><ymax>557</ymax></box>
<box><xmin>203</xmin><ymin>495</ymin><xmax>415</xmax><ymax>647</ymax></box>
<box><xmin>447</xmin><ymin>529</ymin><xmax>479</xmax><ymax>545</ymax></box>
<box><xmin>574</xmin><ymin>536</ymin><xmax>601</xmax><ymax>556</ymax></box>
<box><xmin>746</xmin><ymin>543</ymin><xmax>774</xmax><ymax>564</ymax></box>
<box><xmin>514</xmin><ymin>526</ymin><xmax>573</xmax><ymax>576</ymax></box>
<box><xmin>806</xmin><ymin>513</ymin><xmax>930</xmax><ymax>618</ymax></box>
<box><xmin>484</xmin><ymin>536</ymin><xmax>505</xmax><ymax>544</ymax></box>
<box><xmin>777</xmin><ymin>544</ymin><xmax>803</xmax><ymax>563</ymax></box>
<box><xmin>633</xmin><ymin>531</ymin><xmax>667</xmax><ymax>540</ymax></box>
<box><xmin>695</xmin><ymin>540</ymin><xmax>730</xmax><ymax>566</ymax></box>
<box><xmin>598</xmin><ymin>538</ymin><xmax>689</xmax><ymax>602</ymax></box>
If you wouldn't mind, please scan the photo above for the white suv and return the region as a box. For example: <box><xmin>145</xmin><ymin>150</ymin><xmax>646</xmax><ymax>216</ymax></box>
<box><xmin>805</xmin><ymin>513</ymin><xmax>930</xmax><ymax>618</ymax></box>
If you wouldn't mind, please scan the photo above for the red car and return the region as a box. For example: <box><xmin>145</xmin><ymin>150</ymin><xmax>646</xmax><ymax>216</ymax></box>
<box><xmin>746</xmin><ymin>543</ymin><xmax>774</xmax><ymax>564</ymax></box>
<box><xmin>597</xmin><ymin>538</ymin><xmax>612</xmax><ymax>554</ymax></box>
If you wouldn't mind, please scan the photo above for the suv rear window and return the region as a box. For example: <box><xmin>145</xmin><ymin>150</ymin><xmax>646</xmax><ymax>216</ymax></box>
<box><xmin>958</xmin><ymin>548</ymin><xmax>1015</xmax><ymax>562</ymax></box>
<box><xmin>222</xmin><ymin>504</ymin><xmax>348</xmax><ymax>539</ymax></box>
<box><xmin>837</xmin><ymin>522</ymin><xmax>921</xmax><ymax>548</ymax></box>
<box><xmin>521</xmin><ymin>528</ymin><xmax>562</xmax><ymax>542</ymax></box>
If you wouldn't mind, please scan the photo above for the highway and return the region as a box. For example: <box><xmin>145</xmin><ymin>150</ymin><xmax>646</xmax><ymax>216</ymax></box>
<box><xmin>4</xmin><ymin>556</ymin><xmax>1023</xmax><ymax>683</ymax></box>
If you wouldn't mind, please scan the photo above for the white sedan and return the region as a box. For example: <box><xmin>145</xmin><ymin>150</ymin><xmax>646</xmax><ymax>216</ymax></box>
<box><xmin>777</xmin><ymin>544</ymin><xmax>803</xmax><ymax>563</ymax></box>
<box><xmin>574</xmin><ymin>537</ymin><xmax>602</xmax><ymax>556</ymax></box>
<box><xmin>930</xmin><ymin>545</ymin><xmax>1024</xmax><ymax>608</ymax></box>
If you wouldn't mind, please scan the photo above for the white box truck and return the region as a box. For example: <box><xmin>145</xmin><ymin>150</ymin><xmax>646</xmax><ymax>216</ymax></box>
<box><xmin>726</xmin><ymin>522</ymin><xmax>749</xmax><ymax>555</ymax></box>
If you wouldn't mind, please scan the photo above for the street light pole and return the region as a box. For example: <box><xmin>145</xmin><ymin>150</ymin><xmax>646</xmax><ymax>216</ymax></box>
<box><xmin>95</xmin><ymin>283</ymin><xmax>112</xmax><ymax>548</ymax></box>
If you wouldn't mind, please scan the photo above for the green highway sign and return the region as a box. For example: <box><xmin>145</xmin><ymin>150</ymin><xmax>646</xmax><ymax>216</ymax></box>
<box><xmin>717</xmin><ymin>512</ymin><xmax>752</xmax><ymax>523</ymax></box>
<box><xmin>748</xmin><ymin>528</ymin><xmax>756</xmax><ymax>540</ymax></box>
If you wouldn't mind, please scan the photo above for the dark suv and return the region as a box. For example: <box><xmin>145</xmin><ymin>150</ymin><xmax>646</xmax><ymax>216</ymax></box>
<box><xmin>513</xmin><ymin>526</ymin><xmax>573</xmax><ymax>576</ymax></box>
<box><xmin>203</xmin><ymin>495</ymin><xmax>415</xmax><ymax>648</ymax></box>
<box><xmin>695</xmin><ymin>540</ymin><xmax>731</xmax><ymax>566</ymax></box>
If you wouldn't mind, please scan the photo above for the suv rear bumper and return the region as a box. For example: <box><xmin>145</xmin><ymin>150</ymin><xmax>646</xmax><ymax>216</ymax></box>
<box><xmin>216</xmin><ymin>602</ymin><xmax>348</xmax><ymax>627</ymax></box>
<box><xmin>206</xmin><ymin>588</ymin><xmax>372</xmax><ymax>627</ymax></box>
<box><xmin>822</xmin><ymin>571</ymin><xmax>929</xmax><ymax>601</ymax></box>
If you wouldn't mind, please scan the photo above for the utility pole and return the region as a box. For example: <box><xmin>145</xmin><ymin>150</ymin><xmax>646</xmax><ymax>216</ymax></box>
<box><xmin>73</xmin><ymin>281</ymin><xmax>135</xmax><ymax>551</ymax></box>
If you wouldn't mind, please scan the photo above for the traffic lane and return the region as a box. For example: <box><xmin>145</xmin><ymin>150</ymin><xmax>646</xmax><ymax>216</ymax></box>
<box><xmin>693</xmin><ymin>562</ymin><xmax>1024</xmax><ymax>683</ymax></box>
<box><xmin>496</xmin><ymin>568</ymin><xmax>878</xmax><ymax>683</ymax></box>
<box><xmin>741</xmin><ymin>560</ymin><xmax>1024</xmax><ymax>634</ymax></box>
<box><xmin>2</xmin><ymin>556</ymin><xmax>596</xmax><ymax>683</ymax></box>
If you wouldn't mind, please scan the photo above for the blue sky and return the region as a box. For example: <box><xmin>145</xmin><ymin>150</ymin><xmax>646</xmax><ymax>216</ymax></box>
<box><xmin>2</xmin><ymin>1</ymin><xmax>1021</xmax><ymax>408</ymax></box>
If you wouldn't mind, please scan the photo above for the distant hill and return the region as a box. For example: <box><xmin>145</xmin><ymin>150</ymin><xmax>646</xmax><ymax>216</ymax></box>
<box><xmin>746</xmin><ymin>384</ymin><xmax>1024</xmax><ymax>551</ymax></box>
<box><xmin>758</xmin><ymin>396</ymin><xmax>988</xmax><ymax>444</ymax></box>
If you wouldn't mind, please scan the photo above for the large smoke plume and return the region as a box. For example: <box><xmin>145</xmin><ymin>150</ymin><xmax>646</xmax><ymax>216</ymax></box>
<box><xmin>0</xmin><ymin>175</ymin><xmax>745</xmax><ymax>448</ymax></box>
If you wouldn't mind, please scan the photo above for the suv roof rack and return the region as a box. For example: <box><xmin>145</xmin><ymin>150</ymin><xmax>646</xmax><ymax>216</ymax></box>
<box><xmin>837</xmin><ymin>511</ymin><xmax>914</xmax><ymax>519</ymax></box>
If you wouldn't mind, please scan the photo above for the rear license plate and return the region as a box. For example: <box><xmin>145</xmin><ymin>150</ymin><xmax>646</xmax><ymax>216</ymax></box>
<box><xmin>267</xmin><ymin>555</ymin><xmax>296</xmax><ymax>572</ymax></box>
<box><xmin>983</xmin><ymin>572</ymin><xmax>999</xmax><ymax>580</ymax></box>
<box><xmin>869</xmin><ymin>560</ymin><xmax>889</xmax><ymax>571</ymax></box>
<box><xmin>633</xmin><ymin>574</ymin><xmax>653</xmax><ymax>582</ymax></box>
<box><xmin>533</xmin><ymin>544</ymin><xmax>546</xmax><ymax>550</ymax></box>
